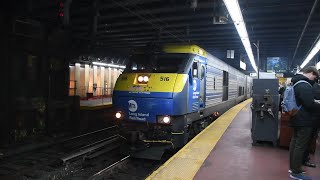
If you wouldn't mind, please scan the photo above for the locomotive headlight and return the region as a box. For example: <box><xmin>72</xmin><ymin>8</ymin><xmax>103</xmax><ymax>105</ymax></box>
<box><xmin>137</xmin><ymin>76</ymin><xmax>144</xmax><ymax>82</ymax></box>
<box><xmin>163</xmin><ymin>116</ymin><xmax>170</xmax><ymax>123</ymax></box>
<box><xmin>157</xmin><ymin>115</ymin><xmax>171</xmax><ymax>124</ymax></box>
<box><xmin>143</xmin><ymin>76</ymin><xmax>149</xmax><ymax>82</ymax></box>
<box><xmin>115</xmin><ymin>112</ymin><xmax>122</xmax><ymax>119</ymax></box>
<box><xmin>137</xmin><ymin>75</ymin><xmax>149</xmax><ymax>83</ymax></box>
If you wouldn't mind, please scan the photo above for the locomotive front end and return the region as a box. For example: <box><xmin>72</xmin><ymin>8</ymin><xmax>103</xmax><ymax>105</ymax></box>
<box><xmin>113</xmin><ymin>53</ymin><xmax>191</xmax><ymax>149</ymax></box>
<box><xmin>113</xmin><ymin>73</ymin><xmax>180</xmax><ymax>124</ymax></box>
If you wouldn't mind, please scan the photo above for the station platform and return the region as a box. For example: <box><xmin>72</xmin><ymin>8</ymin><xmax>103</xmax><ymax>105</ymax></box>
<box><xmin>147</xmin><ymin>99</ymin><xmax>320</xmax><ymax>180</ymax></box>
<box><xmin>80</xmin><ymin>97</ymin><xmax>112</xmax><ymax>110</ymax></box>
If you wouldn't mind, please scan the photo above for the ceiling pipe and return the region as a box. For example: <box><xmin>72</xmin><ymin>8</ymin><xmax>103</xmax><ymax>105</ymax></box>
<box><xmin>290</xmin><ymin>0</ymin><xmax>318</xmax><ymax>68</ymax></box>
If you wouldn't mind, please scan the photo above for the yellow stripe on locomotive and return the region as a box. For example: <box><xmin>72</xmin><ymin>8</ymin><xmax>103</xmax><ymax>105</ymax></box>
<box><xmin>114</xmin><ymin>73</ymin><xmax>188</xmax><ymax>93</ymax></box>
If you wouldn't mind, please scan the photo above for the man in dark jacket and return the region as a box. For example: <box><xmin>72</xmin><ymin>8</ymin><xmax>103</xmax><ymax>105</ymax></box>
<box><xmin>289</xmin><ymin>66</ymin><xmax>320</xmax><ymax>180</ymax></box>
<box><xmin>302</xmin><ymin>79</ymin><xmax>320</xmax><ymax>167</ymax></box>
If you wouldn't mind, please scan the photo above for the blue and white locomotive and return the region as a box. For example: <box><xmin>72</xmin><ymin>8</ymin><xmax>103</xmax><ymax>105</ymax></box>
<box><xmin>113</xmin><ymin>45</ymin><xmax>252</xmax><ymax>150</ymax></box>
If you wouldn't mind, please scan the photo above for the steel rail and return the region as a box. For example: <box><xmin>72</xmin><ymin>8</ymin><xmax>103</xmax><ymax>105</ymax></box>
<box><xmin>88</xmin><ymin>155</ymin><xmax>131</xmax><ymax>180</ymax></box>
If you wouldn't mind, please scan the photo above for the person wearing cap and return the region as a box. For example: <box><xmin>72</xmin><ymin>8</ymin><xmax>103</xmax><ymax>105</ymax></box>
<box><xmin>288</xmin><ymin>66</ymin><xmax>320</xmax><ymax>180</ymax></box>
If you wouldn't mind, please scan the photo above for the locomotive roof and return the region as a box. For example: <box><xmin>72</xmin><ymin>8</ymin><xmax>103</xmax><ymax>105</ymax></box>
<box><xmin>163</xmin><ymin>45</ymin><xmax>207</xmax><ymax>58</ymax></box>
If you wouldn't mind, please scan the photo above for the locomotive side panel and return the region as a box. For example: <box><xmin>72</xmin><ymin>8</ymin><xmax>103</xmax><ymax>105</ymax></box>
<box><xmin>205</xmin><ymin>53</ymin><xmax>226</xmax><ymax>107</ymax></box>
<box><xmin>205</xmin><ymin>64</ymin><xmax>223</xmax><ymax>106</ymax></box>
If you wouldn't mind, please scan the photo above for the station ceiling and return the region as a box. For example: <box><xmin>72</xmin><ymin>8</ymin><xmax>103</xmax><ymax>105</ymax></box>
<box><xmin>6</xmin><ymin>0</ymin><xmax>320</xmax><ymax>72</ymax></box>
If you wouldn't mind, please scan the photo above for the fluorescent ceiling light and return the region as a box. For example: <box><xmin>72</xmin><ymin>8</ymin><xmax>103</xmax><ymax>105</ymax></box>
<box><xmin>223</xmin><ymin>0</ymin><xmax>257</xmax><ymax>72</ymax></box>
<box><xmin>92</xmin><ymin>62</ymin><xmax>126</xmax><ymax>69</ymax></box>
<box><xmin>92</xmin><ymin>62</ymin><xmax>107</xmax><ymax>66</ymax></box>
<box><xmin>106</xmin><ymin>63</ymin><xmax>121</xmax><ymax>68</ymax></box>
<box><xmin>235</xmin><ymin>23</ymin><xmax>248</xmax><ymax>38</ymax></box>
<box><xmin>316</xmin><ymin>61</ymin><xmax>320</xmax><ymax>70</ymax></box>
<box><xmin>300</xmin><ymin>38</ymin><xmax>320</xmax><ymax>69</ymax></box>
<box><xmin>223</xmin><ymin>0</ymin><xmax>243</xmax><ymax>23</ymax></box>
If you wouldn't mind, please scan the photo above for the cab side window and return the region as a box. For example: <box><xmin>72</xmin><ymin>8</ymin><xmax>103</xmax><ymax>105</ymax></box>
<box><xmin>192</xmin><ymin>61</ymin><xmax>198</xmax><ymax>78</ymax></box>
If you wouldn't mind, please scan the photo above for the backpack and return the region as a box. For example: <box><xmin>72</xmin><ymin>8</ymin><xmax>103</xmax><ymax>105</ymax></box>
<box><xmin>281</xmin><ymin>80</ymin><xmax>312</xmax><ymax>117</ymax></box>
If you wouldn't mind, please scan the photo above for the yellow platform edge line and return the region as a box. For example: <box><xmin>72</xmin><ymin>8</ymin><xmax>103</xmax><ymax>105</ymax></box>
<box><xmin>146</xmin><ymin>98</ymin><xmax>252</xmax><ymax>180</ymax></box>
<box><xmin>80</xmin><ymin>103</ymin><xmax>112</xmax><ymax>110</ymax></box>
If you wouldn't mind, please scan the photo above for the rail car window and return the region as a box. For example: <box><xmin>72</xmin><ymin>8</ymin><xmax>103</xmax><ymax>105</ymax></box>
<box><xmin>238</xmin><ymin>86</ymin><xmax>244</xmax><ymax>96</ymax></box>
<box><xmin>192</xmin><ymin>61</ymin><xmax>198</xmax><ymax>78</ymax></box>
<box><xmin>124</xmin><ymin>54</ymin><xmax>189</xmax><ymax>73</ymax></box>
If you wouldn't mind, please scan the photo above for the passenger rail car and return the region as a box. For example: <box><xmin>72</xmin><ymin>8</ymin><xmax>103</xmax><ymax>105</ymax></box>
<box><xmin>113</xmin><ymin>45</ymin><xmax>252</xmax><ymax>149</ymax></box>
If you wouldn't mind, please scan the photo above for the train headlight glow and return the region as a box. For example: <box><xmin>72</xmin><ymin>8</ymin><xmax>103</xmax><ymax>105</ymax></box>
<box><xmin>115</xmin><ymin>112</ymin><xmax>122</xmax><ymax>119</ymax></box>
<box><xmin>163</xmin><ymin>116</ymin><xmax>170</xmax><ymax>123</ymax></box>
<box><xmin>138</xmin><ymin>76</ymin><xmax>144</xmax><ymax>82</ymax></box>
<box><xmin>137</xmin><ymin>75</ymin><xmax>149</xmax><ymax>83</ymax></box>
<box><xmin>143</xmin><ymin>76</ymin><xmax>149</xmax><ymax>82</ymax></box>
<box><xmin>158</xmin><ymin>115</ymin><xmax>171</xmax><ymax>124</ymax></box>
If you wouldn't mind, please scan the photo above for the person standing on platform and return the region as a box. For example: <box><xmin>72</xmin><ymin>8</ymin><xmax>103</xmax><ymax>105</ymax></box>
<box><xmin>302</xmin><ymin>78</ymin><xmax>320</xmax><ymax>168</ymax></box>
<box><xmin>288</xmin><ymin>66</ymin><xmax>320</xmax><ymax>180</ymax></box>
<box><xmin>279</xmin><ymin>82</ymin><xmax>286</xmax><ymax>111</ymax></box>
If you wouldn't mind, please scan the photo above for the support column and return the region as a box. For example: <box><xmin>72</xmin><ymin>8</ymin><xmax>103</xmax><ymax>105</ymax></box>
<box><xmin>0</xmin><ymin>16</ymin><xmax>10</xmax><ymax>145</ymax></box>
<box><xmin>107</xmin><ymin>67</ymin><xmax>112</xmax><ymax>95</ymax></box>
<box><xmin>84</xmin><ymin>64</ymin><xmax>89</xmax><ymax>95</ymax></box>
<box><xmin>113</xmin><ymin>68</ymin><xmax>118</xmax><ymax>90</ymax></box>
<box><xmin>69</xmin><ymin>66</ymin><xmax>75</xmax><ymax>95</ymax></box>
<box><xmin>100</xmin><ymin>67</ymin><xmax>105</xmax><ymax>95</ymax></box>
<box><xmin>104</xmin><ymin>67</ymin><xmax>108</xmax><ymax>95</ymax></box>
<box><xmin>75</xmin><ymin>63</ymin><xmax>80</xmax><ymax>95</ymax></box>
<box><xmin>93</xmin><ymin>65</ymin><xmax>97</xmax><ymax>96</ymax></box>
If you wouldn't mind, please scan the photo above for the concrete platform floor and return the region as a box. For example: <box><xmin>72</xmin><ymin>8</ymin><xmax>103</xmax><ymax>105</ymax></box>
<box><xmin>194</xmin><ymin>105</ymin><xmax>320</xmax><ymax>180</ymax></box>
<box><xmin>80</xmin><ymin>97</ymin><xmax>112</xmax><ymax>107</ymax></box>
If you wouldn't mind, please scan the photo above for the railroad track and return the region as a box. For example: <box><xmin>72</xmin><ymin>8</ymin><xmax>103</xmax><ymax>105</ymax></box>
<box><xmin>0</xmin><ymin>126</ymin><xmax>123</xmax><ymax>179</ymax></box>
<box><xmin>85</xmin><ymin>151</ymin><xmax>173</xmax><ymax>180</ymax></box>
<box><xmin>0</xmin><ymin>125</ymin><xmax>175</xmax><ymax>180</ymax></box>
<box><xmin>88</xmin><ymin>155</ymin><xmax>130</xmax><ymax>180</ymax></box>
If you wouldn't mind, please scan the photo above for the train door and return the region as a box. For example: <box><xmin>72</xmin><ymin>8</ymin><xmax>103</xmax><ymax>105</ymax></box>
<box><xmin>189</xmin><ymin>59</ymin><xmax>206</xmax><ymax>112</ymax></box>
<box><xmin>189</xmin><ymin>60</ymin><xmax>200</xmax><ymax>112</ymax></box>
<box><xmin>222</xmin><ymin>70</ymin><xmax>229</xmax><ymax>101</ymax></box>
<box><xmin>199</xmin><ymin>63</ymin><xmax>206</xmax><ymax>108</ymax></box>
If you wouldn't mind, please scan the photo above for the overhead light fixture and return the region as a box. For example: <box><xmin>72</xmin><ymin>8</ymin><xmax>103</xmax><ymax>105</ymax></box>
<box><xmin>92</xmin><ymin>62</ymin><xmax>107</xmax><ymax>66</ymax></box>
<box><xmin>222</xmin><ymin>0</ymin><xmax>258</xmax><ymax>72</ymax></box>
<box><xmin>300</xmin><ymin>38</ymin><xmax>320</xmax><ymax>69</ymax></box>
<box><xmin>92</xmin><ymin>62</ymin><xmax>126</xmax><ymax>69</ymax></box>
<box><xmin>316</xmin><ymin>61</ymin><xmax>320</xmax><ymax>70</ymax></box>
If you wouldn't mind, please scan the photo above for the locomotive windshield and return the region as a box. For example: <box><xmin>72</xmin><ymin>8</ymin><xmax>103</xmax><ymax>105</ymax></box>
<box><xmin>124</xmin><ymin>54</ymin><xmax>191</xmax><ymax>73</ymax></box>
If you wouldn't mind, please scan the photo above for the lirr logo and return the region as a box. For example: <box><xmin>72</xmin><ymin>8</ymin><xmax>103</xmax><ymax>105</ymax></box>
<box><xmin>193</xmin><ymin>80</ymin><xmax>197</xmax><ymax>91</ymax></box>
<box><xmin>128</xmin><ymin>100</ymin><xmax>138</xmax><ymax>112</ymax></box>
